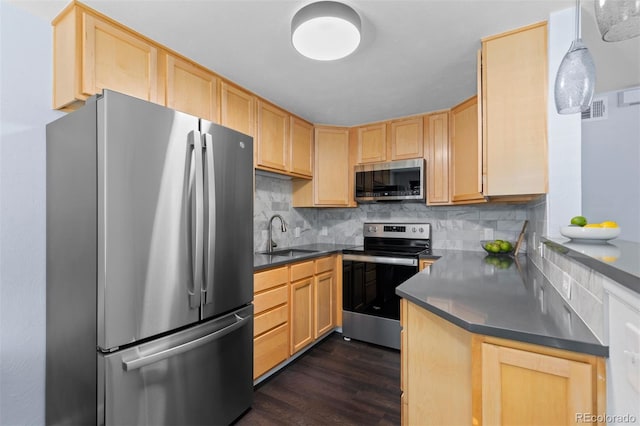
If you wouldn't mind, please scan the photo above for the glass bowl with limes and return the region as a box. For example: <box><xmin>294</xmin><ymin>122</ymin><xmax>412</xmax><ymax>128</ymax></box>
<box><xmin>481</xmin><ymin>240</ymin><xmax>515</xmax><ymax>256</ymax></box>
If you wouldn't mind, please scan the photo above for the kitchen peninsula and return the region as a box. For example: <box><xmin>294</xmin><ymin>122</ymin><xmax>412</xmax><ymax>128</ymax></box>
<box><xmin>396</xmin><ymin>250</ymin><xmax>607</xmax><ymax>425</ymax></box>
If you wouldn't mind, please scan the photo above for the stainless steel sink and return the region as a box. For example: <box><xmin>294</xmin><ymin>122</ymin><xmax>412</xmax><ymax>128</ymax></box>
<box><xmin>259</xmin><ymin>248</ymin><xmax>318</xmax><ymax>257</ymax></box>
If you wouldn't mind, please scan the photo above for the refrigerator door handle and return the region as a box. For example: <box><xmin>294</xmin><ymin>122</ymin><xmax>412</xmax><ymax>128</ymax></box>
<box><xmin>189</xmin><ymin>130</ymin><xmax>204</xmax><ymax>309</ymax></box>
<box><xmin>203</xmin><ymin>133</ymin><xmax>216</xmax><ymax>305</ymax></box>
<box><xmin>121</xmin><ymin>313</ymin><xmax>251</xmax><ymax>371</ymax></box>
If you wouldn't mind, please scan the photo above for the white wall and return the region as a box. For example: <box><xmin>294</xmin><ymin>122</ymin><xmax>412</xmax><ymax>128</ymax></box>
<box><xmin>582</xmin><ymin>88</ymin><xmax>640</xmax><ymax>242</ymax></box>
<box><xmin>546</xmin><ymin>7</ymin><xmax>582</xmax><ymax>238</ymax></box>
<box><xmin>0</xmin><ymin>2</ymin><xmax>64</xmax><ymax>424</ymax></box>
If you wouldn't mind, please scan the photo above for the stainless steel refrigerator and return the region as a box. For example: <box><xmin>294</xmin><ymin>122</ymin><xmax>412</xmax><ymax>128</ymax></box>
<box><xmin>46</xmin><ymin>90</ymin><xmax>254</xmax><ymax>425</ymax></box>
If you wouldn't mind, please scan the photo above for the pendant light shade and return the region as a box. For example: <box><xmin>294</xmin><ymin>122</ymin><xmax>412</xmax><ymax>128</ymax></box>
<box><xmin>595</xmin><ymin>0</ymin><xmax>640</xmax><ymax>42</ymax></box>
<box><xmin>554</xmin><ymin>0</ymin><xmax>596</xmax><ymax>114</ymax></box>
<box><xmin>291</xmin><ymin>1</ymin><xmax>361</xmax><ymax>61</ymax></box>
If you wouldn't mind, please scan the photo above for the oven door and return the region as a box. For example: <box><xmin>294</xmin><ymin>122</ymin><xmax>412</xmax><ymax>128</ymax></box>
<box><xmin>342</xmin><ymin>254</ymin><xmax>417</xmax><ymax>320</ymax></box>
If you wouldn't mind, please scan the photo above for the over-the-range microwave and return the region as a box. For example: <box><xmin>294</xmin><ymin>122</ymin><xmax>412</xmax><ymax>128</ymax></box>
<box><xmin>355</xmin><ymin>159</ymin><xmax>425</xmax><ymax>202</ymax></box>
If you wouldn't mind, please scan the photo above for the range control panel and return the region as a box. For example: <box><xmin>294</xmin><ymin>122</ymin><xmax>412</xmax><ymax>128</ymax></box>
<box><xmin>363</xmin><ymin>223</ymin><xmax>431</xmax><ymax>239</ymax></box>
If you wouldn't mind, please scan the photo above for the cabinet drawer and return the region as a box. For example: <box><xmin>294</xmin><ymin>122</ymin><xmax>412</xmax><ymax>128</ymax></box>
<box><xmin>290</xmin><ymin>260</ymin><xmax>314</xmax><ymax>282</ymax></box>
<box><xmin>255</xmin><ymin>266</ymin><xmax>288</xmax><ymax>293</ymax></box>
<box><xmin>254</xmin><ymin>323</ymin><xmax>289</xmax><ymax>379</ymax></box>
<box><xmin>254</xmin><ymin>305</ymin><xmax>288</xmax><ymax>337</ymax></box>
<box><xmin>315</xmin><ymin>256</ymin><xmax>334</xmax><ymax>274</ymax></box>
<box><xmin>254</xmin><ymin>284</ymin><xmax>288</xmax><ymax>315</ymax></box>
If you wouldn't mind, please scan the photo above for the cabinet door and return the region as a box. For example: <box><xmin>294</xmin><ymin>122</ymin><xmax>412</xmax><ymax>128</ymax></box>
<box><xmin>482</xmin><ymin>343</ymin><xmax>593</xmax><ymax>425</ymax></box>
<box><xmin>315</xmin><ymin>271</ymin><xmax>334</xmax><ymax>338</ymax></box>
<box><xmin>290</xmin><ymin>117</ymin><xmax>313</xmax><ymax>177</ymax></box>
<box><xmin>220</xmin><ymin>82</ymin><xmax>255</xmax><ymax>137</ymax></box>
<box><xmin>290</xmin><ymin>277</ymin><xmax>314</xmax><ymax>354</ymax></box>
<box><xmin>450</xmin><ymin>96</ymin><xmax>484</xmax><ymax>203</ymax></box>
<box><xmin>357</xmin><ymin>123</ymin><xmax>387</xmax><ymax>164</ymax></box>
<box><xmin>256</xmin><ymin>101</ymin><xmax>290</xmax><ymax>172</ymax></box>
<box><xmin>482</xmin><ymin>22</ymin><xmax>548</xmax><ymax>196</ymax></box>
<box><xmin>165</xmin><ymin>54</ymin><xmax>218</xmax><ymax>122</ymax></box>
<box><xmin>82</xmin><ymin>13</ymin><xmax>158</xmax><ymax>104</ymax></box>
<box><xmin>391</xmin><ymin>117</ymin><xmax>423</xmax><ymax>160</ymax></box>
<box><xmin>314</xmin><ymin>127</ymin><xmax>350</xmax><ymax>205</ymax></box>
<box><xmin>426</xmin><ymin>112</ymin><xmax>450</xmax><ymax>204</ymax></box>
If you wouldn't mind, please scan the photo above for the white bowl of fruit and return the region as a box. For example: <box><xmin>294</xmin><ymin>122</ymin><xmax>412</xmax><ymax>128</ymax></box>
<box><xmin>560</xmin><ymin>216</ymin><xmax>620</xmax><ymax>242</ymax></box>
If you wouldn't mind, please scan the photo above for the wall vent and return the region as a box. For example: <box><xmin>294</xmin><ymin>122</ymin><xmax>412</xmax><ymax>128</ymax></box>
<box><xmin>581</xmin><ymin>97</ymin><xmax>608</xmax><ymax>121</ymax></box>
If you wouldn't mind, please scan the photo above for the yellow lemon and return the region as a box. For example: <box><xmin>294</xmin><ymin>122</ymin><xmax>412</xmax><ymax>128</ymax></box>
<box><xmin>600</xmin><ymin>221</ymin><xmax>619</xmax><ymax>228</ymax></box>
<box><xmin>584</xmin><ymin>223</ymin><xmax>602</xmax><ymax>228</ymax></box>
<box><xmin>600</xmin><ymin>256</ymin><xmax>618</xmax><ymax>263</ymax></box>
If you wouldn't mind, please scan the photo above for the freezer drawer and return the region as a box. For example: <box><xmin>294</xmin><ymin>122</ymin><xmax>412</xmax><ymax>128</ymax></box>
<box><xmin>99</xmin><ymin>305</ymin><xmax>253</xmax><ymax>426</ymax></box>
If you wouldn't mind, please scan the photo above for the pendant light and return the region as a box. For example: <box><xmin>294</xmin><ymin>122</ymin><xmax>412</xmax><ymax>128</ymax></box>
<box><xmin>291</xmin><ymin>1</ymin><xmax>361</xmax><ymax>61</ymax></box>
<box><xmin>595</xmin><ymin>0</ymin><xmax>640</xmax><ymax>42</ymax></box>
<box><xmin>554</xmin><ymin>0</ymin><xmax>596</xmax><ymax>114</ymax></box>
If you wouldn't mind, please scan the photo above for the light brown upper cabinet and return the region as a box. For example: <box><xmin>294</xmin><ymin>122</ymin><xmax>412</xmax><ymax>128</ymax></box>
<box><xmin>256</xmin><ymin>100</ymin><xmax>290</xmax><ymax>173</ymax></box>
<box><xmin>293</xmin><ymin>126</ymin><xmax>353</xmax><ymax>207</ymax></box>
<box><xmin>220</xmin><ymin>82</ymin><xmax>255</xmax><ymax>137</ymax></box>
<box><xmin>425</xmin><ymin>112</ymin><xmax>450</xmax><ymax>205</ymax></box>
<box><xmin>164</xmin><ymin>53</ymin><xmax>218</xmax><ymax>122</ymax></box>
<box><xmin>481</xmin><ymin>21</ymin><xmax>548</xmax><ymax>198</ymax></box>
<box><xmin>390</xmin><ymin>117</ymin><xmax>424</xmax><ymax>160</ymax></box>
<box><xmin>289</xmin><ymin>117</ymin><xmax>314</xmax><ymax>178</ymax></box>
<box><xmin>450</xmin><ymin>96</ymin><xmax>485</xmax><ymax>204</ymax></box>
<box><xmin>357</xmin><ymin>123</ymin><xmax>387</xmax><ymax>164</ymax></box>
<box><xmin>53</xmin><ymin>3</ymin><xmax>159</xmax><ymax>110</ymax></box>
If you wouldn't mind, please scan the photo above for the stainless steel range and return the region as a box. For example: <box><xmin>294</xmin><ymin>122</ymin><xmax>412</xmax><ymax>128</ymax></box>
<box><xmin>342</xmin><ymin>222</ymin><xmax>432</xmax><ymax>349</ymax></box>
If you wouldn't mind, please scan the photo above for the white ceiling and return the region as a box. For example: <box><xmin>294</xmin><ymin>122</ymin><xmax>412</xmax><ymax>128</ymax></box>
<box><xmin>10</xmin><ymin>0</ymin><xmax>640</xmax><ymax>126</ymax></box>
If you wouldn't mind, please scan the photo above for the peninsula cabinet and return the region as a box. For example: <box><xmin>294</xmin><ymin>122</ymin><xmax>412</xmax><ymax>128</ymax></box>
<box><xmin>481</xmin><ymin>21</ymin><xmax>548</xmax><ymax>198</ymax></box>
<box><xmin>220</xmin><ymin>82</ymin><xmax>255</xmax><ymax>137</ymax></box>
<box><xmin>292</xmin><ymin>126</ymin><xmax>353</xmax><ymax>207</ymax></box>
<box><xmin>164</xmin><ymin>53</ymin><xmax>218</xmax><ymax>122</ymax></box>
<box><xmin>400</xmin><ymin>299</ymin><xmax>606</xmax><ymax>426</ymax></box>
<box><xmin>450</xmin><ymin>96</ymin><xmax>485</xmax><ymax>204</ymax></box>
<box><xmin>425</xmin><ymin>112</ymin><xmax>450</xmax><ymax>205</ymax></box>
<box><xmin>53</xmin><ymin>3</ymin><xmax>159</xmax><ymax>110</ymax></box>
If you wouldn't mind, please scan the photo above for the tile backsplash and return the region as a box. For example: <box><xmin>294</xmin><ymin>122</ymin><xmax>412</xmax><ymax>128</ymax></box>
<box><xmin>254</xmin><ymin>173</ymin><xmax>528</xmax><ymax>253</ymax></box>
<box><xmin>527</xmin><ymin>196</ymin><xmax>609</xmax><ymax>343</ymax></box>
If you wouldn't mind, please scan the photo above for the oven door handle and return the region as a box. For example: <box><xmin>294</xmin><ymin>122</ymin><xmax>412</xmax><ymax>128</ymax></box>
<box><xmin>342</xmin><ymin>254</ymin><xmax>417</xmax><ymax>267</ymax></box>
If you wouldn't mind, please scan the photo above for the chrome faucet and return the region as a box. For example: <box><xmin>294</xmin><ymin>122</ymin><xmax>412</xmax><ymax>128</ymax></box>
<box><xmin>267</xmin><ymin>214</ymin><xmax>287</xmax><ymax>253</ymax></box>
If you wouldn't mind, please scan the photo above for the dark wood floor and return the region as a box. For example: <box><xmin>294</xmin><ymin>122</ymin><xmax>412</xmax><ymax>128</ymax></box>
<box><xmin>236</xmin><ymin>332</ymin><xmax>401</xmax><ymax>426</ymax></box>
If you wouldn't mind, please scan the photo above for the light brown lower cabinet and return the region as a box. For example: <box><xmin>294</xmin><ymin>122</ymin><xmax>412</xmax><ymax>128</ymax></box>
<box><xmin>400</xmin><ymin>299</ymin><xmax>606</xmax><ymax>426</ymax></box>
<box><xmin>253</xmin><ymin>266</ymin><xmax>289</xmax><ymax>379</ymax></box>
<box><xmin>290</xmin><ymin>274</ymin><xmax>315</xmax><ymax>354</ymax></box>
<box><xmin>314</xmin><ymin>257</ymin><xmax>335</xmax><ymax>338</ymax></box>
<box><xmin>253</xmin><ymin>255</ymin><xmax>341</xmax><ymax>380</ymax></box>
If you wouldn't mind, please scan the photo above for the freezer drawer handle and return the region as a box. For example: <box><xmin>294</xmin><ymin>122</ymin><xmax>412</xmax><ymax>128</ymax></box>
<box><xmin>122</xmin><ymin>313</ymin><xmax>250</xmax><ymax>371</ymax></box>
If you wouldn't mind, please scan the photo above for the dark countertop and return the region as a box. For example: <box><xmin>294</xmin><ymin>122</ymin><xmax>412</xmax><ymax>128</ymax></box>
<box><xmin>542</xmin><ymin>237</ymin><xmax>640</xmax><ymax>294</ymax></box>
<box><xmin>253</xmin><ymin>243</ymin><xmax>356</xmax><ymax>271</ymax></box>
<box><xmin>398</xmin><ymin>250</ymin><xmax>608</xmax><ymax>357</ymax></box>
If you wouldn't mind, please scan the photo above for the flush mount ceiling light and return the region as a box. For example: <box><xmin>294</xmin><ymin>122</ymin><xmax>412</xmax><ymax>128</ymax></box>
<box><xmin>594</xmin><ymin>0</ymin><xmax>640</xmax><ymax>42</ymax></box>
<box><xmin>291</xmin><ymin>1</ymin><xmax>361</xmax><ymax>61</ymax></box>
